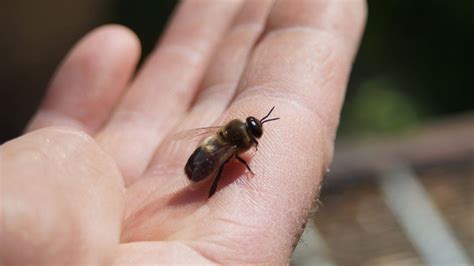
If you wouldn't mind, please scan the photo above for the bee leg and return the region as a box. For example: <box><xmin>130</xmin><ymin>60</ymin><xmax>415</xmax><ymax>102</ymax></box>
<box><xmin>252</xmin><ymin>138</ymin><xmax>259</xmax><ymax>151</ymax></box>
<box><xmin>235</xmin><ymin>155</ymin><xmax>254</xmax><ymax>175</ymax></box>
<box><xmin>209</xmin><ymin>157</ymin><xmax>231</xmax><ymax>198</ymax></box>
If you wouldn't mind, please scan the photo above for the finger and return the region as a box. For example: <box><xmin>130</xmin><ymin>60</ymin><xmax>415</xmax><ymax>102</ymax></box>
<box><xmin>196</xmin><ymin>0</ymin><xmax>367</xmax><ymax>261</ymax></box>
<box><xmin>147</xmin><ymin>0</ymin><xmax>274</xmax><ymax>176</ymax></box>
<box><xmin>189</xmin><ymin>0</ymin><xmax>275</xmax><ymax>122</ymax></box>
<box><xmin>26</xmin><ymin>25</ymin><xmax>140</xmax><ymax>134</ymax></box>
<box><xmin>97</xmin><ymin>0</ymin><xmax>244</xmax><ymax>186</ymax></box>
<box><xmin>0</xmin><ymin>127</ymin><xmax>124</xmax><ymax>265</ymax></box>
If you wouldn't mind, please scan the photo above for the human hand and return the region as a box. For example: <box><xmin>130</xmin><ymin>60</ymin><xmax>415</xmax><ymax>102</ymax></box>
<box><xmin>1</xmin><ymin>0</ymin><xmax>366</xmax><ymax>264</ymax></box>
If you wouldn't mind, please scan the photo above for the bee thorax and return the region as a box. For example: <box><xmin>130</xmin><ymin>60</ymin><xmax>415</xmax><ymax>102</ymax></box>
<box><xmin>222</xmin><ymin>119</ymin><xmax>252</xmax><ymax>151</ymax></box>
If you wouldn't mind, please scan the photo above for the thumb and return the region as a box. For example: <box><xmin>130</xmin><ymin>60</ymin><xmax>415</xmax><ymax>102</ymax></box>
<box><xmin>0</xmin><ymin>127</ymin><xmax>124</xmax><ymax>265</ymax></box>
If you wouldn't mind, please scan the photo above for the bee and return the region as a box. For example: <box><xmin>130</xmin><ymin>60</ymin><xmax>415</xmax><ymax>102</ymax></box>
<box><xmin>183</xmin><ymin>106</ymin><xmax>280</xmax><ymax>198</ymax></box>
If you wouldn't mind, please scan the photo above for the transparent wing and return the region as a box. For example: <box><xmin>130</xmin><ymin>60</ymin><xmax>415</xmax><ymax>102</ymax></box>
<box><xmin>171</xmin><ymin>126</ymin><xmax>222</xmax><ymax>141</ymax></box>
<box><xmin>191</xmin><ymin>141</ymin><xmax>236</xmax><ymax>166</ymax></box>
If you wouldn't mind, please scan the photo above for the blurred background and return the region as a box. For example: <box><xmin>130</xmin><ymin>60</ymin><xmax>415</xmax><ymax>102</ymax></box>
<box><xmin>1</xmin><ymin>0</ymin><xmax>473</xmax><ymax>265</ymax></box>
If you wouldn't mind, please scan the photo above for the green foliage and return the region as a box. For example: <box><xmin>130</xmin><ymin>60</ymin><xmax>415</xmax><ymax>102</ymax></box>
<box><xmin>339</xmin><ymin>0</ymin><xmax>474</xmax><ymax>136</ymax></box>
<box><xmin>340</xmin><ymin>77</ymin><xmax>421</xmax><ymax>136</ymax></box>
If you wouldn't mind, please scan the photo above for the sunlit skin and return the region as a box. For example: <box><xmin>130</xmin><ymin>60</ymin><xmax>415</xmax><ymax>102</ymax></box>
<box><xmin>0</xmin><ymin>0</ymin><xmax>366</xmax><ymax>264</ymax></box>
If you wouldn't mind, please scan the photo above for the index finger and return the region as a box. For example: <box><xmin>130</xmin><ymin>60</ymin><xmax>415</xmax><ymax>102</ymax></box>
<box><xmin>193</xmin><ymin>0</ymin><xmax>367</xmax><ymax>262</ymax></box>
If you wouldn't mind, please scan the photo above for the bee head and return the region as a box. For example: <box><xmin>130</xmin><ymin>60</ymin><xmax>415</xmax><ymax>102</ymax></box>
<box><xmin>246</xmin><ymin>117</ymin><xmax>263</xmax><ymax>138</ymax></box>
<box><xmin>245</xmin><ymin>106</ymin><xmax>280</xmax><ymax>139</ymax></box>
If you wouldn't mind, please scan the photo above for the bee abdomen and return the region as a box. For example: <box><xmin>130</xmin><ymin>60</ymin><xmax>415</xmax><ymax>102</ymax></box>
<box><xmin>185</xmin><ymin>147</ymin><xmax>215</xmax><ymax>182</ymax></box>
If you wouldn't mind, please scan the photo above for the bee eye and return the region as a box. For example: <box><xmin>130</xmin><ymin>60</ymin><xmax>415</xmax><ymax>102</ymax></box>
<box><xmin>246</xmin><ymin>117</ymin><xmax>263</xmax><ymax>138</ymax></box>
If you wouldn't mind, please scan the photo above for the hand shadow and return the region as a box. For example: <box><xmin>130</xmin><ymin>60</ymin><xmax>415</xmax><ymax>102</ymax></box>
<box><xmin>167</xmin><ymin>155</ymin><xmax>253</xmax><ymax>206</ymax></box>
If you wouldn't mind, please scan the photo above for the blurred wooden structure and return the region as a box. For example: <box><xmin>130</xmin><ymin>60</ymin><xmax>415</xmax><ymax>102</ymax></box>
<box><xmin>292</xmin><ymin>113</ymin><xmax>474</xmax><ymax>266</ymax></box>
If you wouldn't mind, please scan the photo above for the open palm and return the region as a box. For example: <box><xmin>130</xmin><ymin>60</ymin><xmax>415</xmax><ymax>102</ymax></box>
<box><xmin>1</xmin><ymin>0</ymin><xmax>365</xmax><ymax>264</ymax></box>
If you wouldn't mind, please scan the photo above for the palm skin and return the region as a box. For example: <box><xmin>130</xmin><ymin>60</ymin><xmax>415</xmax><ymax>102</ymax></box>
<box><xmin>0</xmin><ymin>0</ymin><xmax>366</xmax><ymax>264</ymax></box>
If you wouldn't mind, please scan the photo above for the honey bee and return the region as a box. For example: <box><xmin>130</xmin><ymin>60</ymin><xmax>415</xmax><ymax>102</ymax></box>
<box><xmin>183</xmin><ymin>106</ymin><xmax>279</xmax><ymax>198</ymax></box>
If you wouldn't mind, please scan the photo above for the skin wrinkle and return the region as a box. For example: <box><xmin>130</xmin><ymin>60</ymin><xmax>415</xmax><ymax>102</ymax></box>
<box><xmin>170</xmin><ymin>241</ymin><xmax>217</xmax><ymax>264</ymax></box>
<box><xmin>123</xmin><ymin>176</ymin><xmax>217</xmax><ymax>242</ymax></box>
<box><xmin>122</xmin><ymin>196</ymin><xmax>171</xmax><ymax>241</ymax></box>
<box><xmin>115</xmin><ymin>241</ymin><xmax>214</xmax><ymax>264</ymax></box>
<box><xmin>191</xmin><ymin>51</ymin><xmax>266</xmax><ymax>111</ymax></box>
<box><xmin>107</xmin><ymin>109</ymin><xmax>168</xmax><ymax>134</ymax></box>
<box><xmin>212</xmin><ymin>22</ymin><xmax>264</xmax><ymax>69</ymax></box>
<box><xmin>188</xmin><ymin>239</ymin><xmax>232</xmax><ymax>263</ymax></box>
<box><xmin>234</xmin><ymin>92</ymin><xmax>334</xmax><ymax>164</ymax></box>
<box><xmin>156</xmin><ymin>44</ymin><xmax>206</xmax><ymax>66</ymax></box>
<box><xmin>197</xmin><ymin>27</ymin><xmax>256</xmax><ymax>90</ymax></box>
<box><xmin>221</xmin><ymin>201</ymin><xmax>288</xmax><ymax>249</ymax></box>
<box><xmin>239</xmin><ymin>30</ymin><xmax>349</xmax><ymax>102</ymax></box>
<box><xmin>127</xmin><ymin>51</ymin><xmax>202</xmax><ymax>109</ymax></box>
<box><xmin>237</xmin><ymin>176</ymin><xmax>316</xmax><ymax>258</ymax></box>
<box><xmin>159</xmin><ymin>0</ymin><xmax>241</xmax><ymax>53</ymax></box>
<box><xmin>36</xmin><ymin>26</ymin><xmax>141</xmax><ymax>133</ymax></box>
<box><xmin>322</xmin><ymin>0</ymin><xmax>367</xmax><ymax>45</ymax></box>
<box><xmin>265</xmin><ymin>0</ymin><xmax>366</xmax><ymax>48</ymax></box>
<box><xmin>97</xmin><ymin>108</ymin><xmax>180</xmax><ymax>183</ymax></box>
<box><xmin>123</xmin><ymin>160</ymin><xmax>200</xmax><ymax>223</ymax></box>
<box><xmin>183</xmin><ymin>241</ymin><xmax>221</xmax><ymax>265</ymax></box>
<box><xmin>264</xmin><ymin>25</ymin><xmax>343</xmax><ymax>45</ymax></box>
<box><xmin>32</xmin><ymin>110</ymin><xmax>89</xmax><ymax>134</ymax></box>
<box><xmin>187</xmin><ymin>224</ymin><xmax>281</xmax><ymax>264</ymax></box>
<box><xmin>228</xmin><ymin>22</ymin><xmax>264</xmax><ymax>36</ymax></box>
<box><xmin>162</xmin><ymin>204</ymin><xmax>212</xmax><ymax>241</ymax></box>
<box><xmin>146</xmin><ymin>154</ymin><xmax>184</xmax><ymax>179</ymax></box>
<box><xmin>193</xmin><ymin>82</ymin><xmax>238</xmax><ymax>109</ymax></box>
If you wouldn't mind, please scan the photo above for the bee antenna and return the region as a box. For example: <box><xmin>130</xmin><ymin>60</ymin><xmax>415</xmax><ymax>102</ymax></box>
<box><xmin>260</xmin><ymin>106</ymin><xmax>276</xmax><ymax>122</ymax></box>
<box><xmin>261</xmin><ymin>117</ymin><xmax>280</xmax><ymax>124</ymax></box>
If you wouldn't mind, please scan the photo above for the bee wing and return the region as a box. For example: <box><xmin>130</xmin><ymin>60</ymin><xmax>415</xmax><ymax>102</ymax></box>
<box><xmin>191</xmin><ymin>142</ymin><xmax>236</xmax><ymax>166</ymax></box>
<box><xmin>171</xmin><ymin>126</ymin><xmax>222</xmax><ymax>141</ymax></box>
